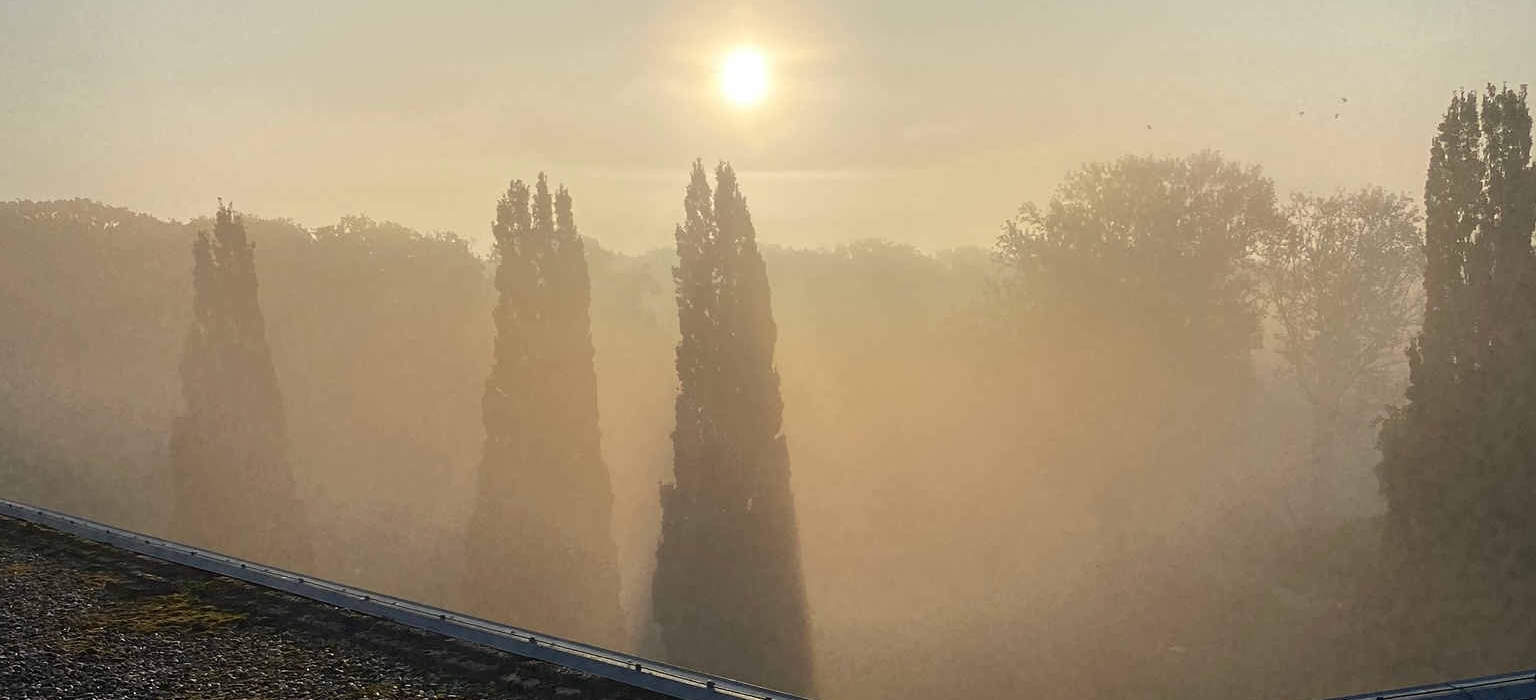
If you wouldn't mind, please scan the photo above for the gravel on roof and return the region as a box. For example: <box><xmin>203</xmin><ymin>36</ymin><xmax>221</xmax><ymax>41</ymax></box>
<box><xmin>0</xmin><ymin>513</ymin><xmax>671</xmax><ymax>700</ymax></box>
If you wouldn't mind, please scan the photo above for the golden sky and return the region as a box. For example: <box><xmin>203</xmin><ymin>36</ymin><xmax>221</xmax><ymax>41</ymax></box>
<box><xmin>3</xmin><ymin>0</ymin><xmax>1534</xmax><ymax>252</ymax></box>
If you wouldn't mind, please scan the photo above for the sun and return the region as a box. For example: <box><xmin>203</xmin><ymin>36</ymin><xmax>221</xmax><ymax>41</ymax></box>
<box><xmin>720</xmin><ymin>47</ymin><xmax>768</xmax><ymax>107</ymax></box>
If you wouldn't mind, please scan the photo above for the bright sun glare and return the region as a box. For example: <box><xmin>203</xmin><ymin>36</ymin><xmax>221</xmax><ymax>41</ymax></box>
<box><xmin>720</xmin><ymin>47</ymin><xmax>768</xmax><ymax>107</ymax></box>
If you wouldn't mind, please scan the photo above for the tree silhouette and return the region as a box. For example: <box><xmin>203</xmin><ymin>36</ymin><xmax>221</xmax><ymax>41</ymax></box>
<box><xmin>652</xmin><ymin>161</ymin><xmax>815</xmax><ymax>694</ymax></box>
<box><xmin>167</xmin><ymin>201</ymin><xmax>312</xmax><ymax>570</ymax></box>
<box><xmin>994</xmin><ymin>151</ymin><xmax>1281</xmax><ymax>698</ymax></box>
<box><xmin>1257</xmin><ymin>188</ymin><xmax>1422</xmax><ymax>519</ymax></box>
<box><xmin>1377</xmin><ymin>85</ymin><xmax>1536</xmax><ymax>676</ymax></box>
<box><xmin>466</xmin><ymin>175</ymin><xmax>625</xmax><ymax>648</ymax></box>
<box><xmin>996</xmin><ymin>151</ymin><xmax>1278</xmax><ymax>525</ymax></box>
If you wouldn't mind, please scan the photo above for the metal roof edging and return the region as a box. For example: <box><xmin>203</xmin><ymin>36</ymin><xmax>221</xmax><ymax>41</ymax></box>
<box><xmin>0</xmin><ymin>497</ymin><xmax>815</xmax><ymax>700</ymax></box>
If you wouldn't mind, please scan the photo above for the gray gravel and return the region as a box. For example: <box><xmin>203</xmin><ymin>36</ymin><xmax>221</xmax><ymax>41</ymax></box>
<box><xmin>0</xmin><ymin>515</ymin><xmax>670</xmax><ymax>700</ymax></box>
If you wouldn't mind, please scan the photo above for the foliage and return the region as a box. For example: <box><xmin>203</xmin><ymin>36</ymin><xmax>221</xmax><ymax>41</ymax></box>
<box><xmin>652</xmin><ymin>161</ymin><xmax>815</xmax><ymax>694</ymax></box>
<box><xmin>995</xmin><ymin>151</ymin><xmax>1280</xmax><ymax>532</ymax></box>
<box><xmin>465</xmin><ymin>175</ymin><xmax>625</xmax><ymax>648</ymax></box>
<box><xmin>1256</xmin><ymin>188</ymin><xmax>1422</xmax><ymax>520</ymax></box>
<box><xmin>168</xmin><ymin>202</ymin><xmax>312</xmax><ymax>570</ymax></box>
<box><xmin>0</xmin><ymin>200</ymin><xmax>186</xmax><ymax>529</ymax></box>
<box><xmin>998</xmin><ymin>151</ymin><xmax>1276</xmax><ymax>374</ymax></box>
<box><xmin>1376</xmin><ymin>85</ymin><xmax>1536</xmax><ymax>677</ymax></box>
<box><xmin>1260</xmin><ymin>189</ymin><xmax>1422</xmax><ymax>415</ymax></box>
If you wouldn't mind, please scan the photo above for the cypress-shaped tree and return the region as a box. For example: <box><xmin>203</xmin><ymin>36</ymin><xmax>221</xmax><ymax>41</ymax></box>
<box><xmin>168</xmin><ymin>201</ymin><xmax>311</xmax><ymax>570</ymax></box>
<box><xmin>1378</xmin><ymin>85</ymin><xmax>1536</xmax><ymax>676</ymax></box>
<box><xmin>467</xmin><ymin>175</ymin><xmax>625</xmax><ymax>649</ymax></box>
<box><xmin>652</xmin><ymin>161</ymin><xmax>815</xmax><ymax>694</ymax></box>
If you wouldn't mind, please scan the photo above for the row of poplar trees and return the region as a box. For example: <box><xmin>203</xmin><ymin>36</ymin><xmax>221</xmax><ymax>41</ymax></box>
<box><xmin>1376</xmin><ymin>84</ymin><xmax>1536</xmax><ymax>676</ymax></box>
<box><xmin>165</xmin><ymin>165</ymin><xmax>814</xmax><ymax>694</ymax></box>
<box><xmin>451</xmin><ymin>163</ymin><xmax>816</xmax><ymax>691</ymax></box>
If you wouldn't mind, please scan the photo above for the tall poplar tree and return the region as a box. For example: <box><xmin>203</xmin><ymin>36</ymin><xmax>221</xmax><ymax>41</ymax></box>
<box><xmin>168</xmin><ymin>201</ymin><xmax>311</xmax><ymax>570</ymax></box>
<box><xmin>1378</xmin><ymin>85</ymin><xmax>1536</xmax><ymax>675</ymax></box>
<box><xmin>467</xmin><ymin>175</ymin><xmax>625</xmax><ymax>649</ymax></box>
<box><xmin>652</xmin><ymin>161</ymin><xmax>815</xmax><ymax>694</ymax></box>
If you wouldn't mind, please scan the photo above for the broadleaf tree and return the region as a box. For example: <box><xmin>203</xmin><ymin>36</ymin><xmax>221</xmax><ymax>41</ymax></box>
<box><xmin>1257</xmin><ymin>187</ymin><xmax>1423</xmax><ymax>520</ymax></box>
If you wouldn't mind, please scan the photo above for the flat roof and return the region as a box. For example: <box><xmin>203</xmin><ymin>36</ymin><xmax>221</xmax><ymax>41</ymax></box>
<box><xmin>0</xmin><ymin>511</ymin><xmax>675</xmax><ymax>700</ymax></box>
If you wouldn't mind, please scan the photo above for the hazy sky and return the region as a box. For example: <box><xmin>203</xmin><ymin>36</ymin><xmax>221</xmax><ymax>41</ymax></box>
<box><xmin>4</xmin><ymin>0</ymin><xmax>1534</xmax><ymax>252</ymax></box>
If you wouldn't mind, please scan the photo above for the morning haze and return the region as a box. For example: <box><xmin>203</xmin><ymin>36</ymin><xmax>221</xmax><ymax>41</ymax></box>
<box><xmin>5</xmin><ymin>0</ymin><xmax>1534</xmax><ymax>251</ymax></box>
<box><xmin>6</xmin><ymin>1</ymin><xmax>1536</xmax><ymax>699</ymax></box>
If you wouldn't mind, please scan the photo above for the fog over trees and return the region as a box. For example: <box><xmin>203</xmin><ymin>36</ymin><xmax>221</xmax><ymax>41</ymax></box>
<box><xmin>653</xmin><ymin>162</ymin><xmax>814</xmax><ymax>694</ymax></box>
<box><xmin>467</xmin><ymin>174</ymin><xmax>625</xmax><ymax>648</ymax></box>
<box><xmin>167</xmin><ymin>202</ymin><xmax>312</xmax><ymax>571</ymax></box>
<box><xmin>1258</xmin><ymin>187</ymin><xmax>1422</xmax><ymax>522</ymax></box>
<box><xmin>9</xmin><ymin>85</ymin><xmax>1536</xmax><ymax>700</ymax></box>
<box><xmin>1376</xmin><ymin>85</ymin><xmax>1536</xmax><ymax>678</ymax></box>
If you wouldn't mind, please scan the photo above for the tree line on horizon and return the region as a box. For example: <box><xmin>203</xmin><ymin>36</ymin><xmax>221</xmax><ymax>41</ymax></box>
<box><xmin>3</xmin><ymin>84</ymin><xmax>1534</xmax><ymax>700</ymax></box>
<box><xmin>154</xmin><ymin>160</ymin><xmax>815</xmax><ymax>692</ymax></box>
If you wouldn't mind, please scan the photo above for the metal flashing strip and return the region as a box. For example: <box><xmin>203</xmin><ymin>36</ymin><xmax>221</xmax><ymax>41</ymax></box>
<box><xmin>0</xmin><ymin>498</ymin><xmax>813</xmax><ymax>700</ymax></box>
<box><xmin>1322</xmin><ymin>670</ymin><xmax>1536</xmax><ymax>700</ymax></box>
